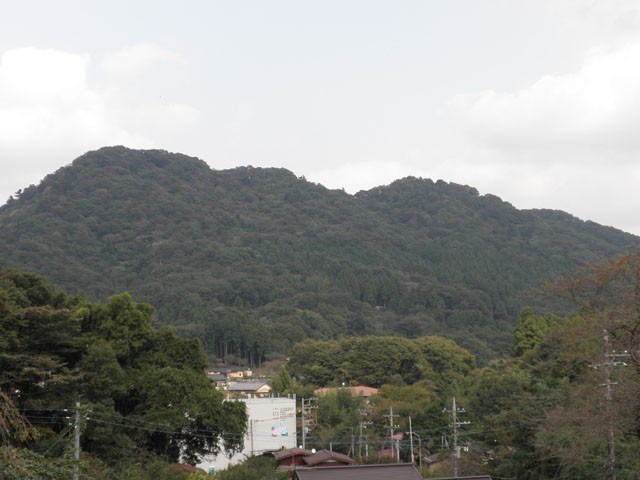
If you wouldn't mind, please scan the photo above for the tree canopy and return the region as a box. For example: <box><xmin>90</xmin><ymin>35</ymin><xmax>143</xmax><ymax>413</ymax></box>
<box><xmin>0</xmin><ymin>267</ymin><xmax>246</xmax><ymax>476</ymax></box>
<box><xmin>1</xmin><ymin>147</ymin><xmax>637</xmax><ymax>363</ymax></box>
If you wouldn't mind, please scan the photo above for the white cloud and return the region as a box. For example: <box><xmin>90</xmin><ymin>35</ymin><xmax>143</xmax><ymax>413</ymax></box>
<box><xmin>102</xmin><ymin>42</ymin><xmax>183</xmax><ymax>78</ymax></box>
<box><xmin>444</xmin><ymin>41</ymin><xmax>640</xmax><ymax>157</ymax></box>
<box><xmin>0</xmin><ymin>45</ymin><xmax>199</xmax><ymax>201</ymax></box>
<box><xmin>0</xmin><ymin>48</ymin><xmax>91</xmax><ymax>106</ymax></box>
<box><xmin>308</xmin><ymin>160</ymin><xmax>415</xmax><ymax>194</ymax></box>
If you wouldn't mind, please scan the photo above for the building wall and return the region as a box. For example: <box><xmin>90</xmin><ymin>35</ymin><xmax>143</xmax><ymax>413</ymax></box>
<box><xmin>197</xmin><ymin>396</ymin><xmax>297</xmax><ymax>473</ymax></box>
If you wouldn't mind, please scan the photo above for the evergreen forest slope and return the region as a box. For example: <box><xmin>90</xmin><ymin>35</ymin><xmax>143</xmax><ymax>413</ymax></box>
<box><xmin>0</xmin><ymin>146</ymin><xmax>637</xmax><ymax>363</ymax></box>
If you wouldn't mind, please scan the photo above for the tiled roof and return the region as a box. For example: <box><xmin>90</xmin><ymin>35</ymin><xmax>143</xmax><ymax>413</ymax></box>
<box><xmin>227</xmin><ymin>381</ymin><xmax>270</xmax><ymax>391</ymax></box>
<box><xmin>429</xmin><ymin>477</ymin><xmax>492</xmax><ymax>480</ymax></box>
<box><xmin>272</xmin><ymin>448</ymin><xmax>310</xmax><ymax>460</ymax></box>
<box><xmin>293</xmin><ymin>463</ymin><xmax>422</xmax><ymax>480</ymax></box>
<box><xmin>302</xmin><ymin>450</ymin><xmax>354</xmax><ymax>466</ymax></box>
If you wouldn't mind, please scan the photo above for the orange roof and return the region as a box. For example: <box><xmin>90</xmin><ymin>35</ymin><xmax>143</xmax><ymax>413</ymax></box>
<box><xmin>314</xmin><ymin>386</ymin><xmax>378</xmax><ymax>397</ymax></box>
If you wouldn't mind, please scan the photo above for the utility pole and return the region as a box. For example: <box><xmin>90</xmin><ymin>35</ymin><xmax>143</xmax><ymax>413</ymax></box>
<box><xmin>444</xmin><ymin>397</ymin><xmax>469</xmax><ymax>478</ymax></box>
<box><xmin>409</xmin><ymin>416</ymin><xmax>414</xmax><ymax>465</ymax></box>
<box><xmin>383</xmin><ymin>406</ymin><xmax>400</xmax><ymax>462</ymax></box>
<box><xmin>300</xmin><ymin>398</ymin><xmax>317</xmax><ymax>450</ymax></box>
<box><xmin>358</xmin><ymin>408</ymin><xmax>371</xmax><ymax>460</ymax></box>
<box><xmin>301</xmin><ymin>398</ymin><xmax>306</xmax><ymax>450</ymax></box>
<box><xmin>596</xmin><ymin>329</ymin><xmax>630</xmax><ymax>480</ymax></box>
<box><xmin>73</xmin><ymin>401</ymin><xmax>80</xmax><ymax>480</ymax></box>
<box><xmin>250</xmin><ymin>419</ymin><xmax>254</xmax><ymax>455</ymax></box>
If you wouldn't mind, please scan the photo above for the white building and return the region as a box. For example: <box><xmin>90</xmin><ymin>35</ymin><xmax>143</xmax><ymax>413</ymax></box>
<box><xmin>197</xmin><ymin>395</ymin><xmax>297</xmax><ymax>473</ymax></box>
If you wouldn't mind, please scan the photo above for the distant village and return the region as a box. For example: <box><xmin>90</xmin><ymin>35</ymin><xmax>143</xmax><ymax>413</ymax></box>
<box><xmin>197</xmin><ymin>367</ymin><xmax>488</xmax><ymax>480</ymax></box>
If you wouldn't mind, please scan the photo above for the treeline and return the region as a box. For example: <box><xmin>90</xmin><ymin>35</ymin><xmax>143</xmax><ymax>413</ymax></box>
<box><xmin>0</xmin><ymin>268</ymin><xmax>246</xmax><ymax>478</ymax></box>
<box><xmin>269</xmin><ymin>253</ymin><xmax>640</xmax><ymax>479</ymax></box>
<box><xmin>1</xmin><ymin>146</ymin><xmax>638</xmax><ymax>364</ymax></box>
<box><xmin>287</xmin><ymin>335</ymin><xmax>475</xmax><ymax>390</ymax></box>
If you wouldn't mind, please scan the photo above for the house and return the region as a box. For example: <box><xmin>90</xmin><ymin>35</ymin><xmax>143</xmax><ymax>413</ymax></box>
<box><xmin>229</xmin><ymin>368</ymin><xmax>253</xmax><ymax>379</ymax></box>
<box><xmin>301</xmin><ymin>450</ymin><xmax>354</xmax><ymax>467</ymax></box>
<box><xmin>226</xmin><ymin>381</ymin><xmax>271</xmax><ymax>399</ymax></box>
<box><xmin>208</xmin><ymin>367</ymin><xmax>253</xmax><ymax>380</ymax></box>
<box><xmin>430</xmin><ymin>476</ymin><xmax>492</xmax><ymax>480</ymax></box>
<box><xmin>206</xmin><ymin>372</ymin><xmax>228</xmax><ymax>387</ymax></box>
<box><xmin>272</xmin><ymin>447</ymin><xmax>312</xmax><ymax>468</ymax></box>
<box><xmin>272</xmin><ymin>448</ymin><xmax>354</xmax><ymax>469</ymax></box>
<box><xmin>292</xmin><ymin>463</ymin><xmax>422</xmax><ymax>480</ymax></box>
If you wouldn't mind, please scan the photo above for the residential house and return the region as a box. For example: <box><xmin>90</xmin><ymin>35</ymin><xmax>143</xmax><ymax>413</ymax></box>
<box><xmin>301</xmin><ymin>450</ymin><xmax>355</xmax><ymax>468</ymax></box>
<box><xmin>272</xmin><ymin>448</ymin><xmax>311</xmax><ymax>468</ymax></box>
<box><xmin>292</xmin><ymin>463</ymin><xmax>422</xmax><ymax>480</ymax></box>
<box><xmin>226</xmin><ymin>381</ymin><xmax>271</xmax><ymax>399</ymax></box>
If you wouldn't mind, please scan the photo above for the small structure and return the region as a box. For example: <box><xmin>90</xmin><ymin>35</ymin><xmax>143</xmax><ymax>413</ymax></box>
<box><xmin>301</xmin><ymin>450</ymin><xmax>354</xmax><ymax>467</ymax></box>
<box><xmin>197</xmin><ymin>396</ymin><xmax>296</xmax><ymax>473</ymax></box>
<box><xmin>292</xmin><ymin>463</ymin><xmax>422</xmax><ymax>480</ymax></box>
<box><xmin>226</xmin><ymin>381</ymin><xmax>271</xmax><ymax>399</ymax></box>
<box><xmin>272</xmin><ymin>447</ymin><xmax>311</xmax><ymax>468</ymax></box>
<box><xmin>206</xmin><ymin>372</ymin><xmax>229</xmax><ymax>386</ymax></box>
<box><xmin>272</xmin><ymin>448</ymin><xmax>354</xmax><ymax>469</ymax></box>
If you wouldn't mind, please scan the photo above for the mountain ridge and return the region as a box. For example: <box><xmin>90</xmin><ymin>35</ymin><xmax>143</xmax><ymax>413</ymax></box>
<box><xmin>1</xmin><ymin>146</ymin><xmax>637</xmax><ymax>363</ymax></box>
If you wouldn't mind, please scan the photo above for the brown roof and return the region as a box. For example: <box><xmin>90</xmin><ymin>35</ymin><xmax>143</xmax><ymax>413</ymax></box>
<box><xmin>272</xmin><ymin>447</ymin><xmax>311</xmax><ymax>461</ymax></box>
<box><xmin>293</xmin><ymin>463</ymin><xmax>422</xmax><ymax>480</ymax></box>
<box><xmin>169</xmin><ymin>464</ymin><xmax>207</xmax><ymax>474</ymax></box>
<box><xmin>302</xmin><ymin>450</ymin><xmax>354</xmax><ymax>466</ymax></box>
<box><xmin>430</xmin><ymin>477</ymin><xmax>492</xmax><ymax>480</ymax></box>
<box><xmin>314</xmin><ymin>386</ymin><xmax>379</xmax><ymax>397</ymax></box>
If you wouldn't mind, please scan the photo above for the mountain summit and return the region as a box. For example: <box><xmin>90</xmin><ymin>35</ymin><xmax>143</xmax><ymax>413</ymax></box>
<box><xmin>1</xmin><ymin>146</ymin><xmax>637</xmax><ymax>362</ymax></box>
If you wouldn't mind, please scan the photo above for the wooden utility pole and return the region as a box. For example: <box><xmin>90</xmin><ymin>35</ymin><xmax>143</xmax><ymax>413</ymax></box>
<box><xmin>600</xmin><ymin>329</ymin><xmax>630</xmax><ymax>480</ymax></box>
<box><xmin>384</xmin><ymin>407</ymin><xmax>399</xmax><ymax>462</ymax></box>
<box><xmin>444</xmin><ymin>397</ymin><xmax>469</xmax><ymax>477</ymax></box>
<box><xmin>73</xmin><ymin>402</ymin><xmax>80</xmax><ymax>480</ymax></box>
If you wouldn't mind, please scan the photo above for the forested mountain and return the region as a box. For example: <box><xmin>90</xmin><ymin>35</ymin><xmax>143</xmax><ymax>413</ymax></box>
<box><xmin>0</xmin><ymin>146</ymin><xmax>637</xmax><ymax>363</ymax></box>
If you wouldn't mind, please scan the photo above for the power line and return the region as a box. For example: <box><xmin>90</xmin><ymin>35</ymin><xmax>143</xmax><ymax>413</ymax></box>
<box><xmin>444</xmin><ymin>396</ymin><xmax>470</xmax><ymax>477</ymax></box>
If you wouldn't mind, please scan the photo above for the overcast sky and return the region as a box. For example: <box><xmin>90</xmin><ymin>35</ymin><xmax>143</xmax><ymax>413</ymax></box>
<box><xmin>2</xmin><ymin>1</ymin><xmax>640</xmax><ymax>235</ymax></box>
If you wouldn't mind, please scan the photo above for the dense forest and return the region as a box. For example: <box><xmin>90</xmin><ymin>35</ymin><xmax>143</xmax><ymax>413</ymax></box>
<box><xmin>4</xmin><ymin>255</ymin><xmax>640</xmax><ymax>479</ymax></box>
<box><xmin>0</xmin><ymin>146</ymin><xmax>638</xmax><ymax>364</ymax></box>
<box><xmin>0</xmin><ymin>267</ymin><xmax>246</xmax><ymax>479</ymax></box>
<box><xmin>269</xmin><ymin>253</ymin><xmax>640</xmax><ymax>479</ymax></box>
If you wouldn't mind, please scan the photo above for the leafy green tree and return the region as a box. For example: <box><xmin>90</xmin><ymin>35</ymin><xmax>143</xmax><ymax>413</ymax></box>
<box><xmin>212</xmin><ymin>455</ymin><xmax>285</xmax><ymax>480</ymax></box>
<box><xmin>512</xmin><ymin>308</ymin><xmax>563</xmax><ymax>357</ymax></box>
<box><xmin>269</xmin><ymin>365</ymin><xmax>297</xmax><ymax>395</ymax></box>
<box><xmin>413</xmin><ymin>336</ymin><xmax>476</xmax><ymax>396</ymax></box>
<box><xmin>312</xmin><ymin>389</ymin><xmax>365</xmax><ymax>453</ymax></box>
<box><xmin>340</xmin><ymin>336</ymin><xmax>423</xmax><ymax>387</ymax></box>
<box><xmin>0</xmin><ymin>268</ymin><xmax>248</xmax><ymax>471</ymax></box>
<box><xmin>288</xmin><ymin>339</ymin><xmax>341</xmax><ymax>386</ymax></box>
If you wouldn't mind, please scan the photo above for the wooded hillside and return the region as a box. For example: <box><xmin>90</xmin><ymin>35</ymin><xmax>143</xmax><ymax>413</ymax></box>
<box><xmin>0</xmin><ymin>146</ymin><xmax>637</xmax><ymax>363</ymax></box>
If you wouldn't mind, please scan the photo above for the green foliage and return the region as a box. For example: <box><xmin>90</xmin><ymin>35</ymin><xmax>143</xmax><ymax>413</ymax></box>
<box><xmin>340</xmin><ymin>337</ymin><xmax>423</xmax><ymax>387</ymax></box>
<box><xmin>1</xmin><ymin>146</ymin><xmax>637</xmax><ymax>363</ymax></box>
<box><xmin>0</xmin><ymin>446</ymin><xmax>73</xmax><ymax>480</ymax></box>
<box><xmin>212</xmin><ymin>455</ymin><xmax>285</xmax><ymax>480</ymax></box>
<box><xmin>269</xmin><ymin>365</ymin><xmax>297</xmax><ymax>395</ymax></box>
<box><xmin>0</xmin><ymin>267</ymin><xmax>247</xmax><ymax>475</ymax></box>
<box><xmin>311</xmin><ymin>389</ymin><xmax>366</xmax><ymax>452</ymax></box>
<box><xmin>288</xmin><ymin>335</ymin><xmax>475</xmax><ymax>388</ymax></box>
<box><xmin>512</xmin><ymin>307</ymin><xmax>563</xmax><ymax>357</ymax></box>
